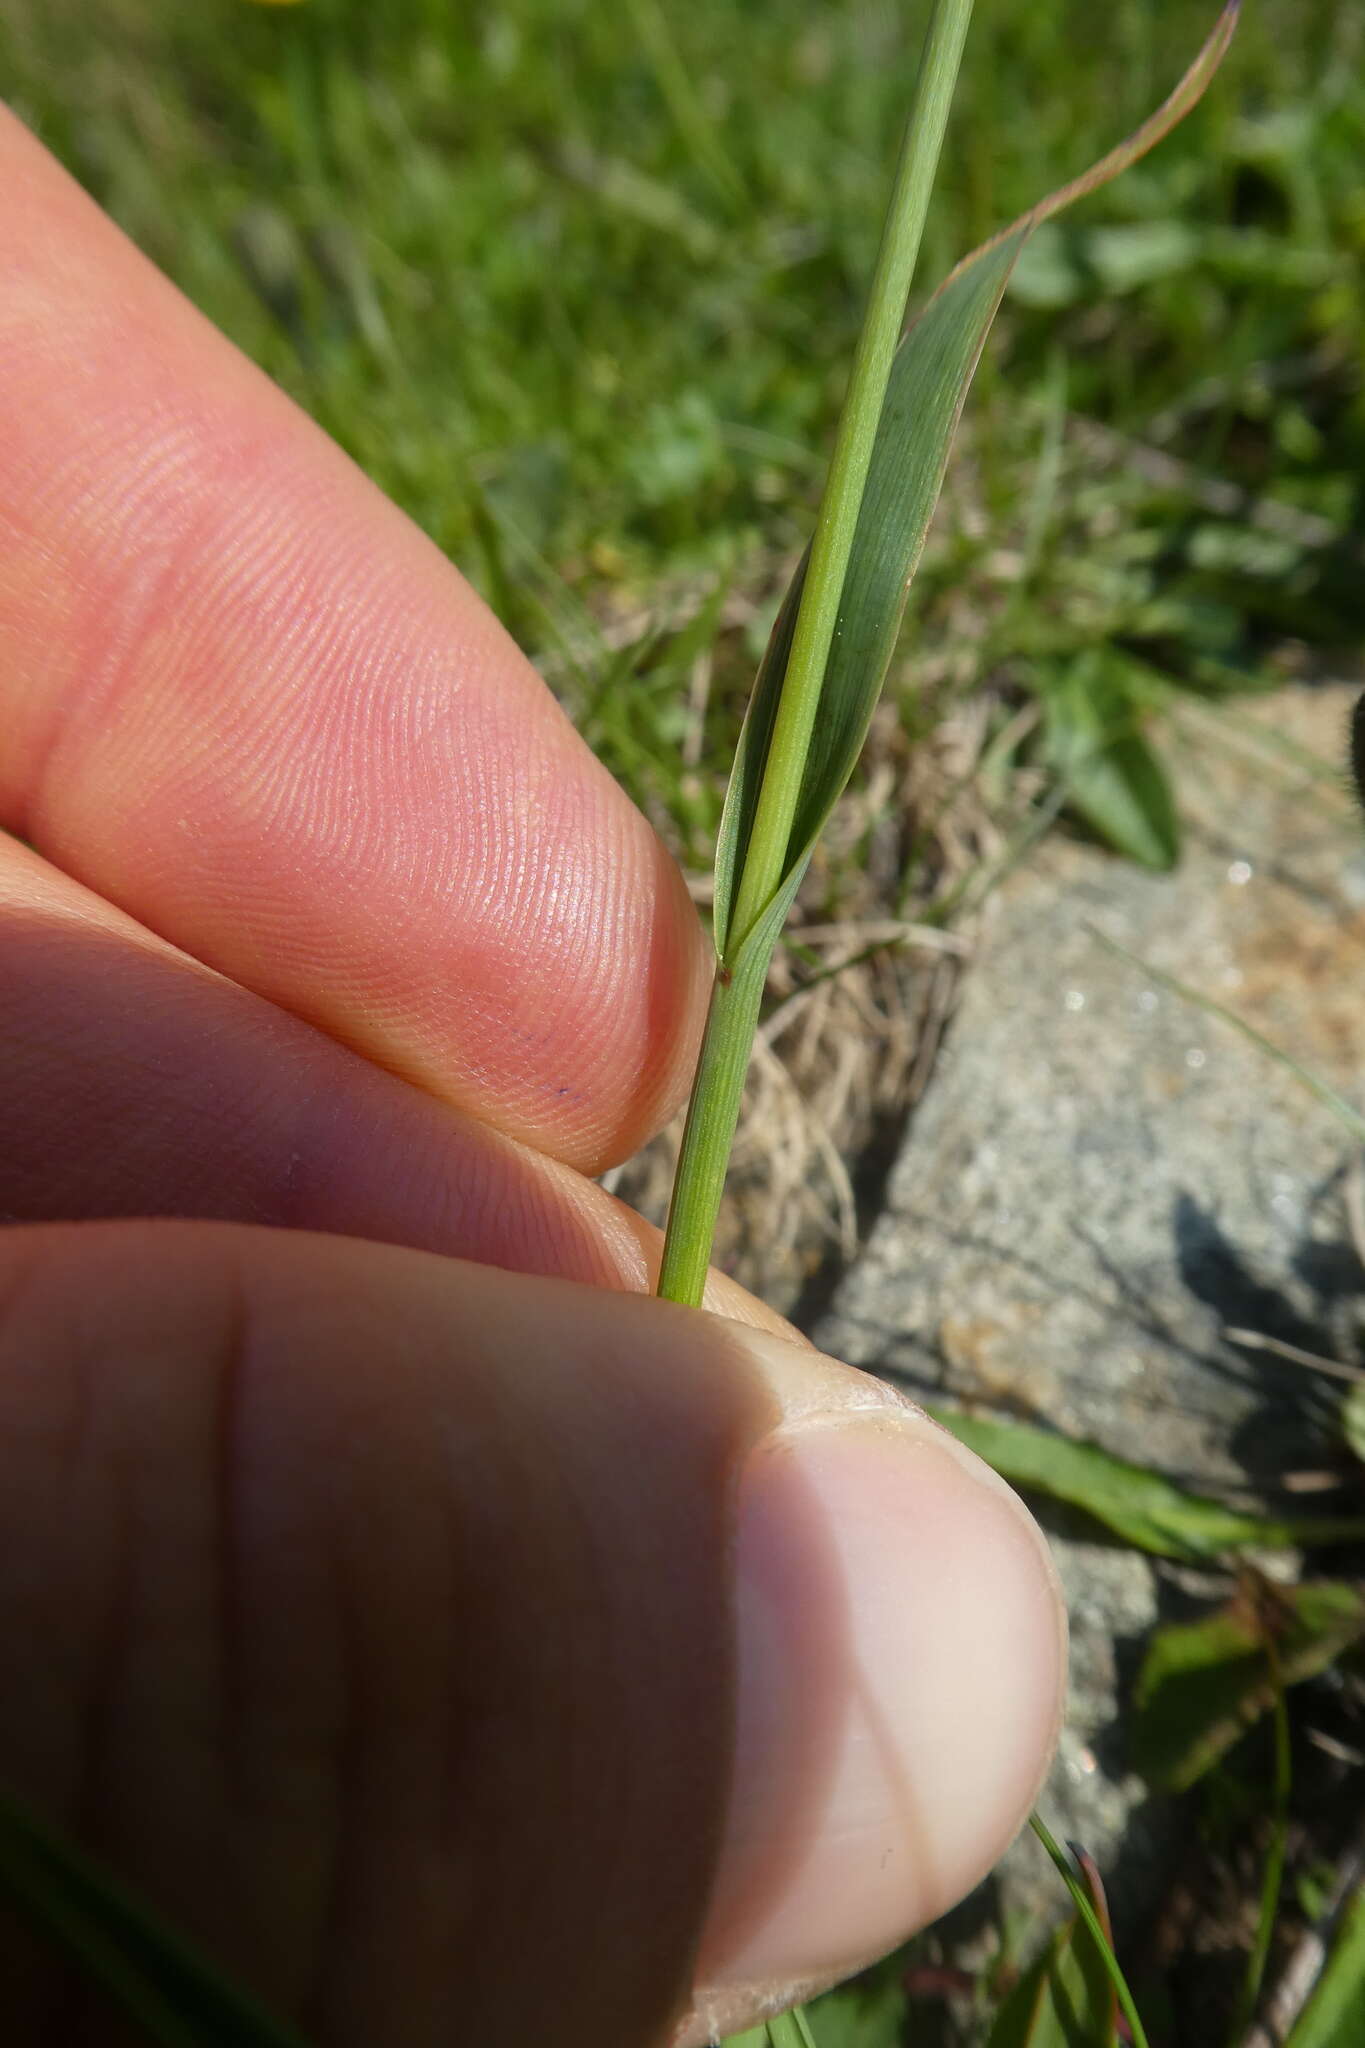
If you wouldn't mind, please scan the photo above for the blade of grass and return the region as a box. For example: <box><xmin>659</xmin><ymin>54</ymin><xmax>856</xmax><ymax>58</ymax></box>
<box><xmin>623</xmin><ymin>0</ymin><xmax>746</xmax><ymax>212</ymax></box>
<box><xmin>0</xmin><ymin>1789</ymin><xmax>310</xmax><ymax>2047</ymax></box>
<box><xmin>1226</xmin><ymin>1647</ymin><xmax>1292</xmax><ymax>2048</ymax></box>
<box><xmin>984</xmin><ymin>1856</ymin><xmax>1117</xmax><ymax>2046</ymax></box>
<box><xmin>718</xmin><ymin>0</ymin><xmax>1240</xmax><ymax>962</ymax></box>
<box><xmin>725</xmin><ymin>0</ymin><xmax>976</xmax><ymax>952</ymax></box>
<box><xmin>656</xmin><ymin>0</ymin><xmax>977</xmax><ymax>1311</ymax></box>
<box><xmin>1030</xmin><ymin>1816</ymin><xmax>1150</xmax><ymax>2048</ymax></box>
<box><xmin>659</xmin><ymin>3</ymin><xmax>1240</xmax><ymax>1308</ymax></box>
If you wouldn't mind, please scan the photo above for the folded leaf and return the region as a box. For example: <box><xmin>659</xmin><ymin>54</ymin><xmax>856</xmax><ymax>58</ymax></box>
<box><xmin>1041</xmin><ymin>651</ymin><xmax>1180</xmax><ymax>869</ymax></box>
<box><xmin>928</xmin><ymin>1409</ymin><xmax>1365</xmax><ymax>1560</ymax></box>
<box><xmin>1063</xmin><ymin>727</ymin><xmax>1181</xmax><ymax>870</ymax></box>
<box><xmin>714</xmin><ymin>2</ymin><xmax>1240</xmax><ymax>956</ymax></box>
<box><xmin>666</xmin><ymin>5</ymin><xmax>1239</xmax><ymax>1314</ymax></box>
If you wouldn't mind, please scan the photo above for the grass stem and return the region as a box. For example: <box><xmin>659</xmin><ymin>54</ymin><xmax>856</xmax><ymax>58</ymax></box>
<box><xmin>658</xmin><ymin>0</ymin><xmax>976</xmax><ymax>1313</ymax></box>
<box><xmin>727</xmin><ymin>0</ymin><xmax>975</xmax><ymax>948</ymax></box>
<box><xmin>1031</xmin><ymin>1815</ymin><xmax>1151</xmax><ymax>2048</ymax></box>
<box><xmin>1226</xmin><ymin>1648</ymin><xmax>1291</xmax><ymax>2046</ymax></box>
<box><xmin>656</xmin><ymin>966</ymin><xmax>767</xmax><ymax>1306</ymax></box>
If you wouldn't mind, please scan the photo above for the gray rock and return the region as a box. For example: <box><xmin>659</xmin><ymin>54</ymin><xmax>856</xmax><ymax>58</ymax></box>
<box><xmin>813</xmin><ymin>682</ymin><xmax>1365</xmax><ymax>1920</ymax></box>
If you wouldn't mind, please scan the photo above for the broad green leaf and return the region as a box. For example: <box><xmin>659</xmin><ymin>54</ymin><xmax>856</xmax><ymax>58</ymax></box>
<box><xmin>712</xmin><ymin>2</ymin><xmax>1240</xmax><ymax>959</ymax></box>
<box><xmin>1285</xmin><ymin>1884</ymin><xmax>1365</xmax><ymax>2048</ymax></box>
<box><xmin>1131</xmin><ymin>1581</ymin><xmax>1365</xmax><ymax>1791</ymax></box>
<box><xmin>0</xmin><ymin>1790</ymin><xmax>309</xmax><ymax>2047</ymax></box>
<box><xmin>802</xmin><ymin>1949</ymin><xmax>911</xmax><ymax>2048</ymax></box>
<box><xmin>928</xmin><ymin>1409</ymin><xmax>1365</xmax><ymax>1560</ymax></box>
<box><xmin>1058</xmin><ymin>725</ymin><xmax>1180</xmax><ymax>870</ymax></box>
<box><xmin>1039</xmin><ymin>650</ymin><xmax>1180</xmax><ymax>868</ymax></box>
<box><xmin>985</xmin><ymin>1913</ymin><xmax>1117</xmax><ymax>2048</ymax></box>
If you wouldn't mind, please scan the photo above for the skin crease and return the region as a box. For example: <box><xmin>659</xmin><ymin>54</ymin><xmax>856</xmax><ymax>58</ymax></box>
<box><xmin>0</xmin><ymin>104</ymin><xmax>1067</xmax><ymax>2047</ymax></box>
<box><xmin>0</xmin><ymin>836</ymin><xmax>789</xmax><ymax>1333</ymax></box>
<box><xmin>0</xmin><ymin>1225</ymin><xmax>786</xmax><ymax>2046</ymax></box>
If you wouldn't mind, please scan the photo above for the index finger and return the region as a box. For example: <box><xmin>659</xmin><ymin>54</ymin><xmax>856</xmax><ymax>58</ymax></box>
<box><xmin>0</xmin><ymin>106</ymin><xmax>709</xmax><ymax>1173</ymax></box>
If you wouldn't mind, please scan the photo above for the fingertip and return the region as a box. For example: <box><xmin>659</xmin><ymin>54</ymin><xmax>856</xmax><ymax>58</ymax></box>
<box><xmin>681</xmin><ymin>1338</ymin><xmax>1067</xmax><ymax>2037</ymax></box>
<box><xmin>0</xmin><ymin>105</ymin><xmax>710</xmax><ymax>1172</ymax></box>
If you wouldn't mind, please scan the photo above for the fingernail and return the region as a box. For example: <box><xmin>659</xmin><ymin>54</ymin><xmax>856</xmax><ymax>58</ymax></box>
<box><xmin>691</xmin><ymin>1390</ymin><xmax>1066</xmax><ymax>2025</ymax></box>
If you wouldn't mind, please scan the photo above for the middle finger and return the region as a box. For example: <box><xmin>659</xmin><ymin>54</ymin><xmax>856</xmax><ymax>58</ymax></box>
<box><xmin>0</xmin><ymin>835</ymin><xmax>785</xmax><ymax>1333</ymax></box>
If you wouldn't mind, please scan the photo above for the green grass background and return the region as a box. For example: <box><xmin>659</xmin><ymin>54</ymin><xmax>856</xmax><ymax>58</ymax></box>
<box><xmin>4</xmin><ymin>0</ymin><xmax>1362</xmax><ymax>874</ymax></box>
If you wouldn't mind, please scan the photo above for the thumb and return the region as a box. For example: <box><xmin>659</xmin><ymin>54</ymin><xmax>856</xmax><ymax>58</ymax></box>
<box><xmin>0</xmin><ymin>1222</ymin><xmax>1064</xmax><ymax>2046</ymax></box>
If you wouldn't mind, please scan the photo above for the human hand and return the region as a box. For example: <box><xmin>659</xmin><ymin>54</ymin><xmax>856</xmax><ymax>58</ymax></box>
<box><xmin>0</xmin><ymin>106</ymin><xmax>1065</xmax><ymax>2046</ymax></box>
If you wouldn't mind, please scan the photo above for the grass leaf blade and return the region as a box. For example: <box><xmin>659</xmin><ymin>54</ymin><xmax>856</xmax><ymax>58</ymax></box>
<box><xmin>715</xmin><ymin>5</ymin><xmax>1240</xmax><ymax>954</ymax></box>
<box><xmin>723</xmin><ymin>0</ymin><xmax>977</xmax><ymax>952</ymax></box>
<box><xmin>984</xmin><ymin>1911</ymin><xmax>1117</xmax><ymax>2047</ymax></box>
<box><xmin>1227</xmin><ymin>1655</ymin><xmax>1291</xmax><ymax>2047</ymax></box>
<box><xmin>712</xmin><ymin>555</ymin><xmax>806</xmax><ymax>959</ymax></box>
<box><xmin>1284</xmin><ymin>1884</ymin><xmax>1365</xmax><ymax>2048</ymax></box>
<box><xmin>0</xmin><ymin>1790</ymin><xmax>310</xmax><ymax>2046</ymax></box>
<box><xmin>1029</xmin><ymin>1818</ymin><xmax>1149</xmax><ymax>2048</ymax></box>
